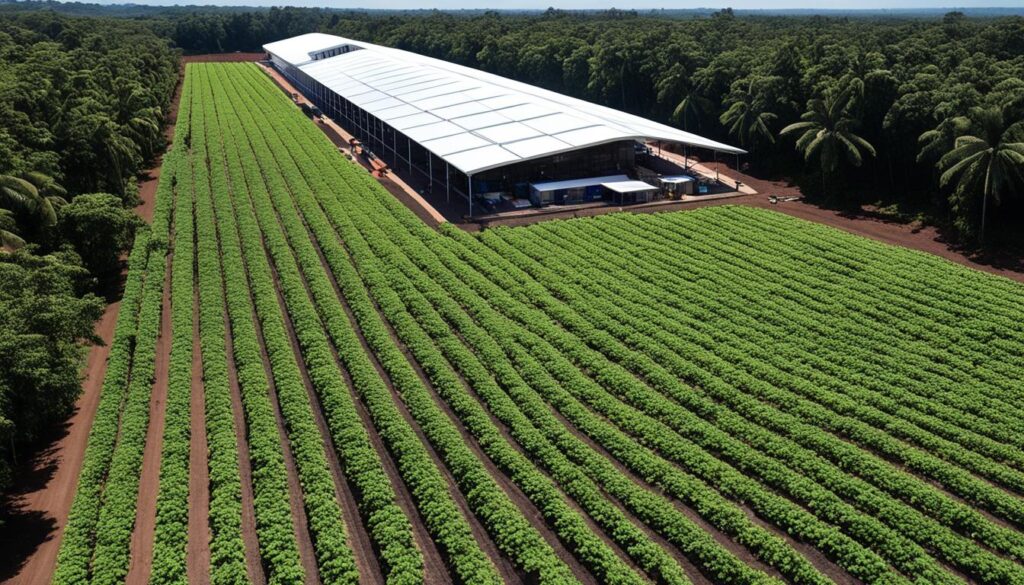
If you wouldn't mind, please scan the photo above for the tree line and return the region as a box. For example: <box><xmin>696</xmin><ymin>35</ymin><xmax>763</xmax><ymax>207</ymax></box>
<box><xmin>0</xmin><ymin>11</ymin><xmax>177</xmax><ymax>493</ymax></box>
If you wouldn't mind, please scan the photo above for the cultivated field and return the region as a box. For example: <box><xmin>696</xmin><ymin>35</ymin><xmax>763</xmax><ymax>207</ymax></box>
<box><xmin>53</xmin><ymin>62</ymin><xmax>1024</xmax><ymax>585</ymax></box>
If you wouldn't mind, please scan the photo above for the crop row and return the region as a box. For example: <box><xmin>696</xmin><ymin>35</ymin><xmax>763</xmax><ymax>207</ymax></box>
<box><xmin>191</xmin><ymin>64</ymin><xmax>306</xmax><ymax>585</ymax></box>
<box><xmin>149</xmin><ymin>68</ymin><xmax>198</xmax><ymax>585</ymax></box>
<box><xmin>190</xmin><ymin>62</ymin><xmax>250</xmax><ymax>585</ymax></box>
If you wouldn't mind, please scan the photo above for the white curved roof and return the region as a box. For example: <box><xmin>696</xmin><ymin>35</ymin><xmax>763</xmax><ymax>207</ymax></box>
<box><xmin>264</xmin><ymin>33</ymin><xmax>745</xmax><ymax>175</ymax></box>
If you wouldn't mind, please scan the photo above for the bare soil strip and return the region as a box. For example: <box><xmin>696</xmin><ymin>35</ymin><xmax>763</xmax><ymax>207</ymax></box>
<box><xmin>188</xmin><ymin>289</ymin><xmax>212</xmax><ymax>585</ymax></box>
<box><xmin>268</xmin><ymin>260</ymin><xmax>385</xmax><ymax>585</ymax></box>
<box><xmin>223</xmin><ymin>312</ymin><xmax>266</xmax><ymax>585</ymax></box>
<box><xmin>125</xmin><ymin>245</ymin><xmax>174</xmax><ymax>584</ymax></box>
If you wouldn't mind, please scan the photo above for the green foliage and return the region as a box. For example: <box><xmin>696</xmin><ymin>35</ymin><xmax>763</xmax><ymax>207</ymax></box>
<box><xmin>0</xmin><ymin>249</ymin><xmax>103</xmax><ymax>491</ymax></box>
<box><xmin>0</xmin><ymin>171</ymin><xmax>65</xmax><ymax>247</ymax></box>
<box><xmin>719</xmin><ymin>77</ymin><xmax>778</xmax><ymax>153</ymax></box>
<box><xmin>0</xmin><ymin>12</ymin><xmax>177</xmax><ymax>197</ymax></box>
<box><xmin>935</xmin><ymin>103</ymin><xmax>1024</xmax><ymax>240</ymax></box>
<box><xmin>57</xmin><ymin>193</ymin><xmax>143</xmax><ymax>278</ymax></box>
<box><xmin>781</xmin><ymin>76</ymin><xmax>876</xmax><ymax>196</ymax></box>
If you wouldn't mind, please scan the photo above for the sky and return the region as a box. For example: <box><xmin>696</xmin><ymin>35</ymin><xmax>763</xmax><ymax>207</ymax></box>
<box><xmin>81</xmin><ymin>0</ymin><xmax>1024</xmax><ymax>9</ymax></box>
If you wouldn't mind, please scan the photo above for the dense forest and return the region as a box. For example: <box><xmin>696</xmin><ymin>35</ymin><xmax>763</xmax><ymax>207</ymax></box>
<box><xmin>0</xmin><ymin>11</ymin><xmax>177</xmax><ymax>491</ymax></box>
<box><xmin>0</xmin><ymin>2</ymin><xmax>1022</xmax><ymax>496</ymax></box>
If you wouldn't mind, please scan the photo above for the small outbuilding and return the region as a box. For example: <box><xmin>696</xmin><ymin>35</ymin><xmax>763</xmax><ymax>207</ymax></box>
<box><xmin>529</xmin><ymin>175</ymin><xmax>629</xmax><ymax>206</ymax></box>
<box><xmin>659</xmin><ymin>175</ymin><xmax>697</xmax><ymax>197</ymax></box>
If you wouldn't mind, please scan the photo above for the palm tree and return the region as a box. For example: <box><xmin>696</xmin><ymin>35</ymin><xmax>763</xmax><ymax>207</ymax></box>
<box><xmin>673</xmin><ymin>89</ymin><xmax>712</xmax><ymax>133</ymax></box>
<box><xmin>0</xmin><ymin>172</ymin><xmax>68</xmax><ymax>247</ymax></box>
<box><xmin>918</xmin><ymin>115</ymin><xmax>970</xmax><ymax>165</ymax></box>
<box><xmin>780</xmin><ymin>79</ymin><xmax>876</xmax><ymax>196</ymax></box>
<box><xmin>115</xmin><ymin>85</ymin><xmax>163</xmax><ymax>160</ymax></box>
<box><xmin>937</xmin><ymin>105</ymin><xmax>1024</xmax><ymax>242</ymax></box>
<box><xmin>720</xmin><ymin>79</ymin><xmax>777</xmax><ymax>156</ymax></box>
<box><xmin>0</xmin><ymin>208</ymin><xmax>25</xmax><ymax>249</ymax></box>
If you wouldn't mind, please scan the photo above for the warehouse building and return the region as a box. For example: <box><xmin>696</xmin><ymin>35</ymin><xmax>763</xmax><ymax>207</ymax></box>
<box><xmin>264</xmin><ymin>33</ymin><xmax>744</xmax><ymax>216</ymax></box>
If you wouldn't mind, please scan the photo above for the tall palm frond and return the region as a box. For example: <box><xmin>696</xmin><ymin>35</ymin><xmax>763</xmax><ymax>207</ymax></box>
<box><xmin>0</xmin><ymin>208</ymin><xmax>25</xmax><ymax>249</ymax></box>
<box><xmin>0</xmin><ymin>173</ymin><xmax>59</xmax><ymax>226</ymax></box>
<box><xmin>780</xmin><ymin>80</ymin><xmax>875</xmax><ymax>194</ymax></box>
<box><xmin>673</xmin><ymin>90</ymin><xmax>712</xmax><ymax>132</ymax></box>
<box><xmin>937</xmin><ymin>105</ymin><xmax>1024</xmax><ymax>241</ymax></box>
<box><xmin>720</xmin><ymin>79</ymin><xmax>777</xmax><ymax>150</ymax></box>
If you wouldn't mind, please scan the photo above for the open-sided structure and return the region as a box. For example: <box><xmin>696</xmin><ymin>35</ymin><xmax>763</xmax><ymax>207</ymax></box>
<box><xmin>265</xmin><ymin>33</ymin><xmax>744</xmax><ymax>214</ymax></box>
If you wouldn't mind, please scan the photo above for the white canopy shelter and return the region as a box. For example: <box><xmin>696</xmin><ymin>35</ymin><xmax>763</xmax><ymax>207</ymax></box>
<box><xmin>601</xmin><ymin>180</ymin><xmax>659</xmax><ymax>194</ymax></box>
<box><xmin>530</xmin><ymin>175</ymin><xmax>629</xmax><ymax>193</ymax></box>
